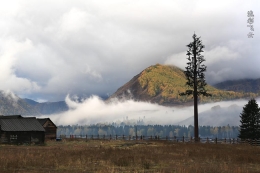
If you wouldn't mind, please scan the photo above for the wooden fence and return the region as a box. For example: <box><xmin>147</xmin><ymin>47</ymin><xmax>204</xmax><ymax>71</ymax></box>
<box><xmin>58</xmin><ymin>134</ymin><xmax>260</xmax><ymax>145</ymax></box>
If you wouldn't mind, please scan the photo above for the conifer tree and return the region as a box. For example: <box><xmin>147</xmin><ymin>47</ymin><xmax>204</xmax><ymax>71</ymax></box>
<box><xmin>238</xmin><ymin>98</ymin><xmax>260</xmax><ymax>140</ymax></box>
<box><xmin>180</xmin><ymin>33</ymin><xmax>211</xmax><ymax>141</ymax></box>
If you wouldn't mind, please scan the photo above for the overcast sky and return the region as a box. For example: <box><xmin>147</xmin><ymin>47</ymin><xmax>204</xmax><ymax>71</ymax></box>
<box><xmin>0</xmin><ymin>0</ymin><xmax>259</xmax><ymax>102</ymax></box>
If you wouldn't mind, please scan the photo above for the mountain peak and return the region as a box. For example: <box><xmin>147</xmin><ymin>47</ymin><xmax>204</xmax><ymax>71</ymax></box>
<box><xmin>107</xmin><ymin>64</ymin><xmax>257</xmax><ymax>106</ymax></box>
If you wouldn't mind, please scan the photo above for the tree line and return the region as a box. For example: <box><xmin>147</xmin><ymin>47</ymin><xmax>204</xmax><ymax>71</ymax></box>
<box><xmin>57</xmin><ymin>124</ymin><xmax>239</xmax><ymax>139</ymax></box>
<box><xmin>56</xmin><ymin>98</ymin><xmax>260</xmax><ymax>140</ymax></box>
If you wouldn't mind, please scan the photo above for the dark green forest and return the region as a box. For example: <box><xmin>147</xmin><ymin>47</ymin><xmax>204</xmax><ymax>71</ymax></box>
<box><xmin>57</xmin><ymin>124</ymin><xmax>239</xmax><ymax>139</ymax></box>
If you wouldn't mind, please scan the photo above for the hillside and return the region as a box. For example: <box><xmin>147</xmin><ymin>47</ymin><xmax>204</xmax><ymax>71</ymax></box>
<box><xmin>0</xmin><ymin>91</ymin><xmax>41</xmax><ymax>115</ymax></box>
<box><xmin>107</xmin><ymin>64</ymin><xmax>257</xmax><ymax>106</ymax></box>
<box><xmin>214</xmin><ymin>78</ymin><xmax>260</xmax><ymax>93</ymax></box>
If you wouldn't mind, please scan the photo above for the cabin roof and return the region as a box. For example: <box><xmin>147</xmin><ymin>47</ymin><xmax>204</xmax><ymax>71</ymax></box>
<box><xmin>37</xmin><ymin>118</ymin><xmax>57</xmax><ymax>128</ymax></box>
<box><xmin>37</xmin><ymin>118</ymin><xmax>47</xmax><ymax>126</ymax></box>
<box><xmin>0</xmin><ymin>115</ymin><xmax>23</xmax><ymax>119</ymax></box>
<box><xmin>0</xmin><ymin>118</ymin><xmax>45</xmax><ymax>132</ymax></box>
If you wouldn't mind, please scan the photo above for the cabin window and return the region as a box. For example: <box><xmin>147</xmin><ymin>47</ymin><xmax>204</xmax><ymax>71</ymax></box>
<box><xmin>10</xmin><ymin>135</ymin><xmax>17</xmax><ymax>141</ymax></box>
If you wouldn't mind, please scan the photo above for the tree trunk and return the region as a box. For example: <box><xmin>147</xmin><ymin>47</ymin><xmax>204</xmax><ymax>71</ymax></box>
<box><xmin>193</xmin><ymin>47</ymin><xmax>199</xmax><ymax>142</ymax></box>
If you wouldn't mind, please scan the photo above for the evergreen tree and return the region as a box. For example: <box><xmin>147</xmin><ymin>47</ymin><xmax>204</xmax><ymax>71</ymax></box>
<box><xmin>180</xmin><ymin>33</ymin><xmax>211</xmax><ymax>141</ymax></box>
<box><xmin>238</xmin><ymin>98</ymin><xmax>260</xmax><ymax>140</ymax></box>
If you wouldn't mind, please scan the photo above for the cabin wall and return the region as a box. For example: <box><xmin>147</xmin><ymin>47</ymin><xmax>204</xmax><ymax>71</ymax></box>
<box><xmin>43</xmin><ymin>120</ymin><xmax>57</xmax><ymax>140</ymax></box>
<box><xmin>0</xmin><ymin>131</ymin><xmax>45</xmax><ymax>144</ymax></box>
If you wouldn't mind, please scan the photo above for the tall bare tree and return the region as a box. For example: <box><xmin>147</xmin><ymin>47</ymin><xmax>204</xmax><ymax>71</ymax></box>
<box><xmin>180</xmin><ymin>33</ymin><xmax>211</xmax><ymax>141</ymax></box>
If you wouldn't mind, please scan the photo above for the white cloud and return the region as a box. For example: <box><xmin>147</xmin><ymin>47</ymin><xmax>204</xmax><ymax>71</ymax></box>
<box><xmin>205</xmin><ymin>46</ymin><xmax>240</xmax><ymax>64</ymax></box>
<box><xmin>164</xmin><ymin>51</ymin><xmax>187</xmax><ymax>70</ymax></box>
<box><xmin>82</xmin><ymin>64</ymin><xmax>102</xmax><ymax>81</ymax></box>
<box><xmin>42</xmin><ymin>95</ymin><xmax>252</xmax><ymax>126</ymax></box>
<box><xmin>46</xmin><ymin>95</ymin><xmax>193</xmax><ymax>125</ymax></box>
<box><xmin>0</xmin><ymin>0</ymin><xmax>258</xmax><ymax>101</ymax></box>
<box><xmin>60</xmin><ymin>8</ymin><xmax>90</xmax><ymax>33</ymax></box>
<box><xmin>0</xmin><ymin>38</ymin><xmax>41</xmax><ymax>93</ymax></box>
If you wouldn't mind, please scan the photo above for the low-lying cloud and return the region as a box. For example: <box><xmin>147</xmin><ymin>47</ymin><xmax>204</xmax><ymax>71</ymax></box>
<box><xmin>44</xmin><ymin>95</ymin><xmax>254</xmax><ymax>126</ymax></box>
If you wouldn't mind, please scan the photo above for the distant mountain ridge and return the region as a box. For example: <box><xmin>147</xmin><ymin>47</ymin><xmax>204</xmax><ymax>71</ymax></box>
<box><xmin>107</xmin><ymin>64</ymin><xmax>257</xmax><ymax>106</ymax></box>
<box><xmin>0</xmin><ymin>91</ymin><xmax>68</xmax><ymax>116</ymax></box>
<box><xmin>0</xmin><ymin>91</ymin><xmax>40</xmax><ymax>115</ymax></box>
<box><xmin>23</xmin><ymin>99</ymin><xmax>69</xmax><ymax>115</ymax></box>
<box><xmin>214</xmin><ymin>78</ymin><xmax>260</xmax><ymax>93</ymax></box>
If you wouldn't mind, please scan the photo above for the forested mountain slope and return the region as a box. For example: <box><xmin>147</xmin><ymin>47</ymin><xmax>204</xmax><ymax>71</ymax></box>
<box><xmin>107</xmin><ymin>64</ymin><xmax>256</xmax><ymax>106</ymax></box>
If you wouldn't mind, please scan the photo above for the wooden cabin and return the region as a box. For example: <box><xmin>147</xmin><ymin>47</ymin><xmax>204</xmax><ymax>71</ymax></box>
<box><xmin>37</xmin><ymin>118</ymin><xmax>57</xmax><ymax>140</ymax></box>
<box><xmin>0</xmin><ymin>116</ymin><xmax>45</xmax><ymax>144</ymax></box>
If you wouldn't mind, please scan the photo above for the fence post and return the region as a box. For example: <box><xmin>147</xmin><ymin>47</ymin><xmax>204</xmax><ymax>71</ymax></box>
<box><xmin>230</xmin><ymin>138</ymin><xmax>231</xmax><ymax>144</ymax></box>
<box><xmin>129</xmin><ymin>135</ymin><xmax>131</xmax><ymax>140</ymax></box>
<box><xmin>91</xmin><ymin>135</ymin><xmax>93</xmax><ymax>140</ymax></box>
<box><xmin>206</xmin><ymin>137</ymin><xmax>208</xmax><ymax>143</ymax></box>
<box><xmin>215</xmin><ymin>137</ymin><xmax>217</xmax><ymax>144</ymax></box>
<box><xmin>86</xmin><ymin>135</ymin><xmax>87</xmax><ymax>140</ymax></box>
<box><xmin>183</xmin><ymin>136</ymin><xmax>184</xmax><ymax>143</ymax></box>
<box><xmin>103</xmin><ymin>135</ymin><xmax>105</xmax><ymax>140</ymax></box>
<box><xmin>116</xmin><ymin>134</ymin><xmax>117</xmax><ymax>140</ymax></box>
<box><xmin>190</xmin><ymin>136</ymin><xmax>192</xmax><ymax>142</ymax></box>
<box><xmin>199</xmin><ymin>137</ymin><xmax>200</xmax><ymax>143</ymax></box>
<box><xmin>224</xmin><ymin>138</ymin><xmax>226</xmax><ymax>143</ymax></box>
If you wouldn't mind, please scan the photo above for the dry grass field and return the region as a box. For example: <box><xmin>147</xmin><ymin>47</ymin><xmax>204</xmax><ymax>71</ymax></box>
<box><xmin>0</xmin><ymin>139</ymin><xmax>260</xmax><ymax>173</ymax></box>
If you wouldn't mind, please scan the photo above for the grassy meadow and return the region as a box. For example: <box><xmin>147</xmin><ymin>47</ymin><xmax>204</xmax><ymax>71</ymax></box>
<box><xmin>0</xmin><ymin>139</ymin><xmax>260</xmax><ymax>173</ymax></box>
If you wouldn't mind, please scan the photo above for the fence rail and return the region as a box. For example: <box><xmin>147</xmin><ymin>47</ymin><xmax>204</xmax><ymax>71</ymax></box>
<box><xmin>57</xmin><ymin>134</ymin><xmax>260</xmax><ymax>145</ymax></box>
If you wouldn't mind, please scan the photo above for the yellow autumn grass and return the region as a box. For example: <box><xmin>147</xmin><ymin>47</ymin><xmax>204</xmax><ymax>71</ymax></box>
<box><xmin>0</xmin><ymin>140</ymin><xmax>259</xmax><ymax>173</ymax></box>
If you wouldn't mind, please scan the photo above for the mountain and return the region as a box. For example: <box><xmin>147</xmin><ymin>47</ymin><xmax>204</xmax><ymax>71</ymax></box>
<box><xmin>0</xmin><ymin>91</ymin><xmax>41</xmax><ymax>115</ymax></box>
<box><xmin>107</xmin><ymin>64</ymin><xmax>257</xmax><ymax>106</ymax></box>
<box><xmin>214</xmin><ymin>78</ymin><xmax>260</xmax><ymax>93</ymax></box>
<box><xmin>23</xmin><ymin>98</ymin><xmax>39</xmax><ymax>106</ymax></box>
<box><xmin>23</xmin><ymin>99</ymin><xmax>68</xmax><ymax>115</ymax></box>
<box><xmin>178</xmin><ymin>104</ymin><xmax>242</xmax><ymax>126</ymax></box>
<box><xmin>0</xmin><ymin>91</ymin><xmax>68</xmax><ymax>116</ymax></box>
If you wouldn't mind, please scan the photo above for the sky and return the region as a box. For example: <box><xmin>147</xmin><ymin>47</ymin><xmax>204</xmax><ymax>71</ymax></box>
<box><xmin>0</xmin><ymin>0</ymin><xmax>259</xmax><ymax>102</ymax></box>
